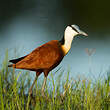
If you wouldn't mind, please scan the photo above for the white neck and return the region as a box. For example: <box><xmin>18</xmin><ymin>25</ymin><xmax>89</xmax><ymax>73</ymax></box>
<box><xmin>61</xmin><ymin>26</ymin><xmax>78</xmax><ymax>55</ymax></box>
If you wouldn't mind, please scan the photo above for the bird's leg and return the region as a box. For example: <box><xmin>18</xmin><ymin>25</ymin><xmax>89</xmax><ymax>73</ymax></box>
<box><xmin>29</xmin><ymin>75</ymin><xmax>38</xmax><ymax>95</ymax></box>
<box><xmin>41</xmin><ymin>76</ymin><xmax>47</xmax><ymax>96</ymax></box>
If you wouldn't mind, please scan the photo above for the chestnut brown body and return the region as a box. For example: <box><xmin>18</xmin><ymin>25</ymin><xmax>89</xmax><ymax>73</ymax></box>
<box><xmin>9</xmin><ymin>40</ymin><xmax>64</xmax><ymax>77</ymax></box>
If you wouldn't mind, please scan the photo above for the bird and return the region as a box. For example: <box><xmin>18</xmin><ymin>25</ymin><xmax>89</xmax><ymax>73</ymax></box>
<box><xmin>8</xmin><ymin>24</ymin><xmax>88</xmax><ymax>96</ymax></box>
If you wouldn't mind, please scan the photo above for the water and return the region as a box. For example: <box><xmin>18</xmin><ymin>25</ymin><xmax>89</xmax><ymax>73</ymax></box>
<box><xmin>0</xmin><ymin>0</ymin><xmax>110</xmax><ymax>79</ymax></box>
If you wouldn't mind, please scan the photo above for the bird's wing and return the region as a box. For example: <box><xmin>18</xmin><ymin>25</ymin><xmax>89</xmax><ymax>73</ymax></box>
<box><xmin>15</xmin><ymin>40</ymin><xmax>63</xmax><ymax>70</ymax></box>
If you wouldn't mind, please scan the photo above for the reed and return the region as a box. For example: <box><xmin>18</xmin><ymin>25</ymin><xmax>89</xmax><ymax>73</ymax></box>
<box><xmin>0</xmin><ymin>52</ymin><xmax>110</xmax><ymax>110</ymax></box>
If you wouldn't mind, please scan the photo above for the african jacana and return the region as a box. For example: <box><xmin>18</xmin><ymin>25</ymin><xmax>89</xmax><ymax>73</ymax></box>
<box><xmin>8</xmin><ymin>24</ymin><xmax>88</xmax><ymax>95</ymax></box>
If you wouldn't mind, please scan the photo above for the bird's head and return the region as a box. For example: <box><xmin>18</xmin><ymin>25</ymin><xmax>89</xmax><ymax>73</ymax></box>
<box><xmin>65</xmin><ymin>24</ymin><xmax>88</xmax><ymax>38</ymax></box>
<box><xmin>61</xmin><ymin>24</ymin><xmax>88</xmax><ymax>55</ymax></box>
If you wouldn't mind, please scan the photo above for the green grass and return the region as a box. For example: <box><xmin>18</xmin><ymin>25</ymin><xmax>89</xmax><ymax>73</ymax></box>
<box><xmin>0</xmin><ymin>52</ymin><xmax>110</xmax><ymax>110</ymax></box>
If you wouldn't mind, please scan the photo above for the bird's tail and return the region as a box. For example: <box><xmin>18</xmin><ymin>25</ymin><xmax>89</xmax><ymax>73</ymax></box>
<box><xmin>8</xmin><ymin>64</ymin><xmax>13</xmax><ymax>67</ymax></box>
<box><xmin>8</xmin><ymin>64</ymin><xmax>16</xmax><ymax>68</ymax></box>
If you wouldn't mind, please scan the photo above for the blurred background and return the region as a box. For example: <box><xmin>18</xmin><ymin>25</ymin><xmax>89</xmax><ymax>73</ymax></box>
<box><xmin>0</xmin><ymin>0</ymin><xmax>110</xmax><ymax>79</ymax></box>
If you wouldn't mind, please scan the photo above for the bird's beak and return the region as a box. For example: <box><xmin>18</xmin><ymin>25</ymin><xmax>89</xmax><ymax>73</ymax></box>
<box><xmin>79</xmin><ymin>30</ymin><xmax>88</xmax><ymax>36</ymax></box>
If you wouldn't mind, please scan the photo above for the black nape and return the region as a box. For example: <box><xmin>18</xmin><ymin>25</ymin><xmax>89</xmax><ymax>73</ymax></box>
<box><xmin>59</xmin><ymin>35</ymin><xmax>65</xmax><ymax>45</ymax></box>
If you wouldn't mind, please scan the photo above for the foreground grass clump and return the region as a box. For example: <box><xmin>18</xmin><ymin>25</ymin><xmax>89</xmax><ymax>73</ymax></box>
<box><xmin>0</xmin><ymin>53</ymin><xmax>110</xmax><ymax>110</ymax></box>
